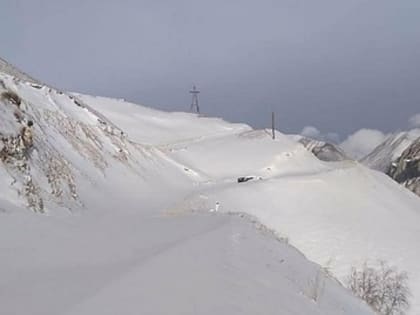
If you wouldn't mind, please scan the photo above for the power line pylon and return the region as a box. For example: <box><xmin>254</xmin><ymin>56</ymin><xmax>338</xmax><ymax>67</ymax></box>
<box><xmin>271</xmin><ymin>111</ymin><xmax>276</xmax><ymax>140</ymax></box>
<box><xmin>189</xmin><ymin>85</ymin><xmax>200</xmax><ymax>113</ymax></box>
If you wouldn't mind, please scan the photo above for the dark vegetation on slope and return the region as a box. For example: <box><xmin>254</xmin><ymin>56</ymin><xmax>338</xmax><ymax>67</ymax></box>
<box><xmin>348</xmin><ymin>261</ymin><xmax>411</xmax><ymax>315</ymax></box>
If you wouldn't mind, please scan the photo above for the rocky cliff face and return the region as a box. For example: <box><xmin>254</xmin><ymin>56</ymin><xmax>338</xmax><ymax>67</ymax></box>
<box><xmin>388</xmin><ymin>137</ymin><xmax>420</xmax><ymax>196</ymax></box>
<box><xmin>361</xmin><ymin>130</ymin><xmax>420</xmax><ymax>172</ymax></box>
<box><xmin>0</xmin><ymin>69</ymin><xmax>152</xmax><ymax>213</ymax></box>
<box><xmin>359</xmin><ymin>130</ymin><xmax>420</xmax><ymax>197</ymax></box>
<box><xmin>0</xmin><ymin>88</ymin><xmax>44</xmax><ymax>211</ymax></box>
<box><xmin>295</xmin><ymin>136</ymin><xmax>349</xmax><ymax>162</ymax></box>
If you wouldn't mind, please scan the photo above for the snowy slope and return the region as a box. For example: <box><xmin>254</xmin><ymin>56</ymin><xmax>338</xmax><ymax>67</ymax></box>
<box><xmin>77</xmin><ymin>94</ymin><xmax>250</xmax><ymax>146</ymax></box>
<box><xmin>360</xmin><ymin>130</ymin><xmax>420</xmax><ymax>197</ymax></box>
<box><xmin>164</xmin><ymin>131</ymin><xmax>420</xmax><ymax>314</ymax></box>
<box><xmin>361</xmin><ymin>129</ymin><xmax>420</xmax><ymax>172</ymax></box>
<box><xmin>176</xmin><ymin>163</ymin><xmax>420</xmax><ymax>312</ymax></box>
<box><xmin>88</xmin><ymin>96</ymin><xmax>420</xmax><ymax>314</ymax></box>
<box><xmin>0</xmin><ymin>65</ymin><xmax>374</xmax><ymax>314</ymax></box>
<box><xmin>0</xmin><ymin>57</ymin><xmax>40</xmax><ymax>84</ymax></box>
<box><xmin>0</xmin><ymin>211</ymin><xmax>373</xmax><ymax>315</ymax></box>
<box><xmin>175</xmin><ymin>151</ymin><xmax>420</xmax><ymax>314</ymax></box>
<box><xmin>0</xmin><ymin>72</ymin><xmax>198</xmax><ymax>214</ymax></box>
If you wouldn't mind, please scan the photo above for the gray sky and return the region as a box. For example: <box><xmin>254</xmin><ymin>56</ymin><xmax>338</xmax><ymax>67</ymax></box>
<box><xmin>1</xmin><ymin>0</ymin><xmax>420</xmax><ymax>139</ymax></box>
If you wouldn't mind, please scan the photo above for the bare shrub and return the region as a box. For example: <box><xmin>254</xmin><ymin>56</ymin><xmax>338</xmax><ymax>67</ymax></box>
<box><xmin>348</xmin><ymin>261</ymin><xmax>410</xmax><ymax>315</ymax></box>
<box><xmin>1</xmin><ymin>90</ymin><xmax>21</xmax><ymax>106</ymax></box>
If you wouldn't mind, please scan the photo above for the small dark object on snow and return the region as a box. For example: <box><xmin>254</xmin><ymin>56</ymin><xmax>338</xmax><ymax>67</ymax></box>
<box><xmin>27</xmin><ymin>120</ymin><xmax>34</xmax><ymax>127</ymax></box>
<box><xmin>237</xmin><ymin>176</ymin><xmax>254</xmax><ymax>183</ymax></box>
<box><xmin>73</xmin><ymin>99</ymin><xmax>83</xmax><ymax>107</ymax></box>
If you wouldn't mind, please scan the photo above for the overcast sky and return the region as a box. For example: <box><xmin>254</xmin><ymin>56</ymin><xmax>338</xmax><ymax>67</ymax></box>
<box><xmin>1</xmin><ymin>0</ymin><xmax>419</xmax><ymax>139</ymax></box>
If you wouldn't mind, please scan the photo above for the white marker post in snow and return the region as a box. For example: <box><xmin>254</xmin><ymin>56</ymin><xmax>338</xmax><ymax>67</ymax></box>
<box><xmin>210</xmin><ymin>202</ymin><xmax>220</xmax><ymax>213</ymax></box>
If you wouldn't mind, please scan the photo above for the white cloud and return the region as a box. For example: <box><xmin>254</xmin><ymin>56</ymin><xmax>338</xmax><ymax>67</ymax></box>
<box><xmin>408</xmin><ymin>113</ymin><xmax>420</xmax><ymax>128</ymax></box>
<box><xmin>300</xmin><ymin>126</ymin><xmax>340</xmax><ymax>143</ymax></box>
<box><xmin>340</xmin><ymin>129</ymin><xmax>387</xmax><ymax>160</ymax></box>
<box><xmin>301</xmin><ymin>126</ymin><xmax>321</xmax><ymax>139</ymax></box>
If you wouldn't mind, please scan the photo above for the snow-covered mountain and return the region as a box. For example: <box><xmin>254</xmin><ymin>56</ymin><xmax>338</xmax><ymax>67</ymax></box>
<box><xmin>0</xmin><ymin>71</ymin><xmax>165</xmax><ymax>214</ymax></box>
<box><xmin>361</xmin><ymin>129</ymin><xmax>420</xmax><ymax>172</ymax></box>
<box><xmin>388</xmin><ymin>137</ymin><xmax>420</xmax><ymax>196</ymax></box>
<box><xmin>360</xmin><ymin>129</ymin><xmax>420</xmax><ymax>196</ymax></box>
<box><xmin>1</xmin><ymin>60</ymin><xmax>419</xmax><ymax>314</ymax></box>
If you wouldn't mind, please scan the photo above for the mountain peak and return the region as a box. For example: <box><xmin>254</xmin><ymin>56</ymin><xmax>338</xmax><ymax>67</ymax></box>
<box><xmin>0</xmin><ymin>57</ymin><xmax>39</xmax><ymax>84</ymax></box>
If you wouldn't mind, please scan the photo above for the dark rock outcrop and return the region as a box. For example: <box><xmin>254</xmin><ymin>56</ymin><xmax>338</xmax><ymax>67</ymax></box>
<box><xmin>298</xmin><ymin>137</ymin><xmax>348</xmax><ymax>162</ymax></box>
<box><xmin>388</xmin><ymin>137</ymin><xmax>420</xmax><ymax>196</ymax></box>
<box><xmin>360</xmin><ymin>130</ymin><xmax>420</xmax><ymax>172</ymax></box>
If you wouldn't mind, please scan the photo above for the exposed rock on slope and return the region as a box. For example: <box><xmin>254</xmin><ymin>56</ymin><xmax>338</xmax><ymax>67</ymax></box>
<box><xmin>388</xmin><ymin>137</ymin><xmax>420</xmax><ymax>196</ymax></box>
<box><xmin>0</xmin><ymin>57</ymin><xmax>39</xmax><ymax>84</ymax></box>
<box><xmin>290</xmin><ymin>135</ymin><xmax>349</xmax><ymax>162</ymax></box>
<box><xmin>1</xmin><ymin>86</ymin><xmax>44</xmax><ymax>211</ymax></box>
<box><xmin>360</xmin><ymin>130</ymin><xmax>420</xmax><ymax>197</ymax></box>
<box><xmin>0</xmin><ymin>71</ymin><xmax>154</xmax><ymax>213</ymax></box>
<box><xmin>361</xmin><ymin>130</ymin><xmax>420</xmax><ymax>172</ymax></box>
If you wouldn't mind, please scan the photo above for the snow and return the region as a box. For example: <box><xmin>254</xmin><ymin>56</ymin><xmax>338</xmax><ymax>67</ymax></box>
<box><xmin>0</xmin><ymin>57</ymin><xmax>39</xmax><ymax>84</ymax></box>
<box><xmin>85</xmin><ymin>94</ymin><xmax>420</xmax><ymax>314</ymax></box>
<box><xmin>77</xmin><ymin>94</ymin><xmax>250</xmax><ymax>146</ymax></box>
<box><xmin>179</xmin><ymin>164</ymin><xmax>420</xmax><ymax>305</ymax></box>
<box><xmin>0</xmin><ymin>209</ymin><xmax>372</xmax><ymax>315</ymax></box>
<box><xmin>1</xmin><ymin>67</ymin><xmax>418</xmax><ymax>314</ymax></box>
<box><xmin>361</xmin><ymin>129</ymin><xmax>420</xmax><ymax>172</ymax></box>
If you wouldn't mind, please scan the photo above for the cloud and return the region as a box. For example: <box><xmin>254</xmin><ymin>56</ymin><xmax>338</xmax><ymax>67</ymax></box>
<box><xmin>301</xmin><ymin>126</ymin><xmax>321</xmax><ymax>138</ymax></box>
<box><xmin>300</xmin><ymin>126</ymin><xmax>340</xmax><ymax>143</ymax></box>
<box><xmin>408</xmin><ymin>113</ymin><xmax>420</xmax><ymax>128</ymax></box>
<box><xmin>340</xmin><ymin>129</ymin><xmax>387</xmax><ymax>160</ymax></box>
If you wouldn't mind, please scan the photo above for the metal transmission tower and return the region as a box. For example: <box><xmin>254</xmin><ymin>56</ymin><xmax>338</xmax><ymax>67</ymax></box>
<box><xmin>189</xmin><ymin>85</ymin><xmax>200</xmax><ymax>113</ymax></box>
<box><xmin>271</xmin><ymin>111</ymin><xmax>276</xmax><ymax>140</ymax></box>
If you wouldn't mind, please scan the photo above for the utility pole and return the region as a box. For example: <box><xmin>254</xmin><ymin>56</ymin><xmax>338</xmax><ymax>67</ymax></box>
<box><xmin>271</xmin><ymin>111</ymin><xmax>275</xmax><ymax>140</ymax></box>
<box><xmin>189</xmin><ymin>85</ymin><xmax>200</xmax><ymax>114</ymax></box>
